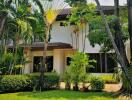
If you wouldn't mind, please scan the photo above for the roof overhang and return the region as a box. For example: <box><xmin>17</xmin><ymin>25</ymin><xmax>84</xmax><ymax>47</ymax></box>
<box><xmin>19</xmin><ymin>42</ymin><xmax>73</xmax><ymax>51</ymax></box>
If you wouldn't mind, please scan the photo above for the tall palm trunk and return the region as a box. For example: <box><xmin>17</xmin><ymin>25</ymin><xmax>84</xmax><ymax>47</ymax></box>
<box><xmin>83</xmin><ymin>23</ymin><xmax>87</xmax><ymax>52</ymax></box>
<box><xmin>39</xmin><ymin>24</ymin><xmax>50</xmax><ymax>91</ymax></box>
<box><xmin>0</xmin><ymin>12</ymin><xmax>7</xmax><ymax>36</ymax></box>
<box><xmin>10</xmin><ymin>40</ymin><xmax>18</xmax><ymax>75</ymax></box>
<box><xmin>95</xmin><ymin>0</ymin><xmax>132</xmax><ymax>89</ymax></box>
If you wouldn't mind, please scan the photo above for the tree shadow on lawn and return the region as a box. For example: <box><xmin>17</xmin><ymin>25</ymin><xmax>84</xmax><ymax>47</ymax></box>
<box><xmin>17</xmin><ymin>90</ymin><xmax>117</xmax><ymax>100</ymax></box>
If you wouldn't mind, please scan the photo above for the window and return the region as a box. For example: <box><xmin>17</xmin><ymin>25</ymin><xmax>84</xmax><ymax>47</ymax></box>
<box><xmin>70</xmin><ymin>22</ymin><xmax>76</xmax><ymax>25</ymax></box>
<box><xmin>87</xmin><ymin>53</ymin><xmax>117</xmax><ymax>73</ymax></box>
<box><xmin>66</xmin><ymin>57</ymin><xmax>72</xmax><ymax>66</ymax></box>
<box><xmin>33</xmin><ymin>56</ymin><xmax>53</xmax><ymax>72</ymax></box>
<box><xmin>60</xmin><ymin>22</ymin><xmax>68</xmax><ymax>26</ymax></box>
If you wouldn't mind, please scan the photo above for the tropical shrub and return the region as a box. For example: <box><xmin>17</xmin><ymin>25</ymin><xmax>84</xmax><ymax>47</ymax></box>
<box><xmin>90</xmin><ymin>76</ymin><xmax>105</xmax><ymax>91</ymax></box>
<box><xmin>68</xmin><ymin>52</ymin><xmax>89</xmax><ymax>91</ymax></box>
<box><xmin>0</xmin><ymin>53</ymin><xmax>14</xmax><ymax>74</ymax></box>
<box><xmin>65</xmin><ymin>51</ymin><xmax>95</xmax><ymax>91</ymax></box>
<box><xmin>0</xmin><ymin>73</ymin><xmax>60</xmax><ymax>92</ymax></box>
<box><xmin>25</xmin><ymin>72</ymin><xmax>60</xmax><ymax>90</ymax></box>
<box><xmin>86</xmin><ymin>74</ymin><xmax>119</xmax><ymax>84</ymax></box>
<box><xmin>0</xmin><ymin>75</ymin><xmax>32</xmax><ymax>92</ymax></box>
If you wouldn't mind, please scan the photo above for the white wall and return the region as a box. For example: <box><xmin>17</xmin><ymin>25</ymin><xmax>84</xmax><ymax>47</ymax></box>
<box><xmin>50</xmin><ymin>21</ymin><xmax>101</xmax><ymax>53</ymax></box>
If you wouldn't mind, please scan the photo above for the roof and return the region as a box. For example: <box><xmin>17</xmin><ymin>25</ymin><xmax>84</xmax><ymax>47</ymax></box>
<box><xmin>56</xmin><ymin>6</ymin><xmax>126</xmax><ymax>20</ymax></box>
<box><xmin>20</xmin><ymin>42</ymin><xmax>73</xmax><ymax>51</ymax></box>
<box><xmin>56</xmin><ymin>6</ymin><xmax>115</xmax><ymax>20</ymax></box>
<box><xmin>58</xmin><ymin>6</ymin><xmax>114</xmax><ymax>15</ymax></box>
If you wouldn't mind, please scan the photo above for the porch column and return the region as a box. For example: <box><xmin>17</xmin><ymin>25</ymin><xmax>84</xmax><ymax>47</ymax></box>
<box><xmin>53</xmin><ymin>49</ymin><xmax>65</xmax><ymax>74</ymax></box>
<box><xmin>126</xmin><ymin>41</ymin><xmax>131</xmax><ymax>62</ymax></box>
<box><xmin>23</xmin><ymin>47</ymin><xmax>32</xmax><ymax>74</ymax></box>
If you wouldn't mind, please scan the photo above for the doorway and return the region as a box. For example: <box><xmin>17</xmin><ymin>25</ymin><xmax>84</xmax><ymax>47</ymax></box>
<box><xmin>33</xmin><ymin>56</ymin><xmax>53</xmax><ymax>72</ymax></box>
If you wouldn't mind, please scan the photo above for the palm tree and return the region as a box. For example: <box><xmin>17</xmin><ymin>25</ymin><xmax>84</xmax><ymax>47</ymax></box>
<box><xmin>33</xmin><ymin>0</ymin><xmax>68</xmax><ymax>91</ymax></box>
<box><xmin>0</xmin><ymin>0</ymin><xmax>18</xmax><ymax>73</ymax></box>
<box><xmin>69</xmin><ymin>3</ymin><xmax>95</xmax><ymax>52</ymax></box>
<box><xmin>0</xmin><ymin>0</ymin><xmax>40</xmax><ymax>74</ymax></box>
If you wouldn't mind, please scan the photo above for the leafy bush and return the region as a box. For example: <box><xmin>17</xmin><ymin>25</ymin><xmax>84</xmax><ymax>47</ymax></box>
<box><xmin>27</xmin><ymin>72</ymin><xmax>60</xmax><ymax>89</ymax></box>
<box><xmin>97</xmin><ymin>74</ymin><xmax>118</xmax><ymax>84</ymax></box>
<box><xmin>67</xmin><ymin>52</ymin><xmax>94</xmax><ymax>83</ymax></box>
<box><xmin>86</xmin><ymin>74</ymin><xmax>118</xmax><ymax>84</ymax></box>
<box><xmin>0</xmin><ymin>73</ymin><xmax>60</xmax><ymax>92</ymax></box>
<box><xmin>67</xmin><ymin>52</ymin><xmax>90</xmax><ymax>91</ymax></box>
<box><xmin>0</xmin><ymin>75</ymin><xmax>32</xmax><ymax>92</ymax></box>
<box><xmin>0</xmin><ymin>53</ymin><xmax>14</xmax><ymax>74</ymax></box>
<box><xmin>61</xmin><ymin>69</ymin><xmax>71</xmax><ymax>82</ymax></box>
<box><xmin>90</xmin><ymin>76</ymin><xmax>105</xmax><ymax>91</ymax></box>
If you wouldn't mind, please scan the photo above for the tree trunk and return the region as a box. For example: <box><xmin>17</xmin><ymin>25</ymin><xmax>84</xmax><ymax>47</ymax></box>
<box><xmin>39</xmin><ymin>25</ymin><xmax>50</xmax><ymax>91</ymax></box>
<box><xmin>114</xmin><ymin>0</ymin><xmax>131</xmax><ymax>92</ymax></box>
<box><xmin>95</xmin><ymin>0</ymin><xmax>132</xmax><ymax>89</ymax></box>
<box><xmin>128</xmin><ymin>0</ymin><xmax>132</xmax><ymax>61</ymax></box>
<box><xmin>0</xmin><ymin>12</ymin><xmax>7</xmax><ymax>36</ymax></box>
<box><xmin>83</xmin><ymin>23</ymin><xmax>88</xmax><ymax>52</ymax></box>
<box><xmin>10</xmin><ymin>40</ymin><xmax>18</xmax><ymax>75</ymax></box>
<box><xmin>114</xmin><ymin>0</ymin><xmax>129</xmax><ymax>67</ymax></box>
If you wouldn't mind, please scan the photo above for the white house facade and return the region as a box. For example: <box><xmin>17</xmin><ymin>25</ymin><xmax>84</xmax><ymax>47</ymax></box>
<box><xmin>23</xmin><ymin>7</ymin><xmax>118</xmax><ymax>74</ymax></box>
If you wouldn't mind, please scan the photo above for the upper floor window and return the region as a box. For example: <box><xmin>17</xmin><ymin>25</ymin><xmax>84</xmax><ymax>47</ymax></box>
<box><xmin>60</xmin><ymin>22</ymin><xmax>68</xmax><ymax>26</ymax></box>
<box><xmin>70</xmin><ymin>22</ymin><xmax>76</xmax><ymax>26</ymax></box>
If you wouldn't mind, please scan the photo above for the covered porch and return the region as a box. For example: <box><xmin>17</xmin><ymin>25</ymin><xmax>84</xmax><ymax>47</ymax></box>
<box><xmin>23</xmin><ymin>42</ymin><xmax>75</xmax><ymax>74</ymax></box>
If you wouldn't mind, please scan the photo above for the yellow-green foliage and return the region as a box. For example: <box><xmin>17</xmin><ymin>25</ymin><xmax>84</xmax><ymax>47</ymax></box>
<box><xmin>87</xmin><ymin>74</ymin><xmax>118</xmax><ymax>84</ymax></box>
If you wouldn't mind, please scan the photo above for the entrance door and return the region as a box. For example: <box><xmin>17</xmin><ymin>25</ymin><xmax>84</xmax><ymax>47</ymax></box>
<box><xmin>33</xmin><ymin>56</ymin><xmax>53</xmax><ymax>72</ymax></box>
<box><xmin>46</xmin><ymin>56</ymin><xmax>53</xmax><ymax>72</ymax></box>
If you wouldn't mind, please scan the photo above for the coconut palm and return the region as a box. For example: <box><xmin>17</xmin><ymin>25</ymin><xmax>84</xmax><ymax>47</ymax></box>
<box><xmin>0</xmin><ymin>0</ymin><xmax>42</xmax><ymax>74</ymax></box>
<box><xmin>68</xmin><ymin>3</ymin><xmax>96</xmax><ymax>52</ymax></box>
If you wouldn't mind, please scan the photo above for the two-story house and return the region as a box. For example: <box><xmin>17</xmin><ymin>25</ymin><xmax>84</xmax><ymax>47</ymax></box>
<box><xmin>22</xmin><ymin>6</ymin><xmax>119</xmax><ymax>74</ymax></box>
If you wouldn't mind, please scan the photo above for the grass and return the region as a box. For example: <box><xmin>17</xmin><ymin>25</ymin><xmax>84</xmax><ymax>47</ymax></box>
<box><xmin>0</xmin><ymin>90</ymin><xmax>118</xmax><ymax>100</ymax></box>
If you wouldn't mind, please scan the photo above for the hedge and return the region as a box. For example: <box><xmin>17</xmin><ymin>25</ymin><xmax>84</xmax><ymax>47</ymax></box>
<box><xmin>86</xmin><ymin>74</ymin><xmax>119</xmax><ymax>84</ymax></box>
<box><xmin>0</xmin><ymin>73</ymin><xmax>60</xmax><ymax>92</ymax></box>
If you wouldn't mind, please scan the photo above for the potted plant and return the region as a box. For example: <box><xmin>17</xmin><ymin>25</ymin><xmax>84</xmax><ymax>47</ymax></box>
<box><xmin>80</xmin><ymin>74</ymin><xmax>89</xmax><ymax>92</ymax></box>
<box><xmin>68</xmin><ymin>51</ymin><xmax>91</xmax><ymax>91</ymax></box>
<box><xmin>72</xmin><ymin>74</ymin><xmax>79</xmax><ymax>91</ymax></box>
<box><xmin>63</xmin><ymin>70</ymin><xmax>71</xmax><ymax>90</ymax></box>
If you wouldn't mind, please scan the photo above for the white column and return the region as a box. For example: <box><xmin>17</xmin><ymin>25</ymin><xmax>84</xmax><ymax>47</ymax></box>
<box><xmin>126</xmin><ymin>41</ymin><xmax>130</xmax><ymax>62</ymax></box>
<box><xmin>23</xmin><ymin>48</ymin><xmax>32</xmax><ymax>74</ymax></box>
<box><xmin>53</xmin><ymin>49</ymin><xmax>65</xmax><ymax>74</ymax></box>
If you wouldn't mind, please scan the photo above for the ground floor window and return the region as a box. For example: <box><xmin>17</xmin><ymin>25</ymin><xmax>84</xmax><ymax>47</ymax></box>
<box><xmin>87</xmin><ymin>53</ymin><xmax>117</xmax><ymax>73</ymax></box>
<box><xmin>66</xmin><ymin>57</ymin><xmax>72</xmax><ymax>66</ymax></box>
<box><xmin>33</xmin><ymin>56</ymin><xmax>53</xmax><ymax>72</ymax></box>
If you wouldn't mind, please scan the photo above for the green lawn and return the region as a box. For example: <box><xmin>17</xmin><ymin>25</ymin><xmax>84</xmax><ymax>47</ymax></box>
<box><xmin>0</xmin><ymin>90</ymin><xmax>118</xmax><ymax>100</ymax></box>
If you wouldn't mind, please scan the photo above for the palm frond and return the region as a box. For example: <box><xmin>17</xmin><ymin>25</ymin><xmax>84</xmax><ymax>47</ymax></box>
<box><xmin>33</xmin><ymin>0</ymin><xmax>44</xmax><ymax>15</ymax></box>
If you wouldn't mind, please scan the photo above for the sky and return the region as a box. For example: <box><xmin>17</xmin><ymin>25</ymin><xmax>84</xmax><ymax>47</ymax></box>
<box><xmin>87</xmin><ymin>0</ymin><xmax>127</xmax><ymax>6</ymax></box>
<box><xmin>30</xmin><ymin>0</ymin><xmax>128</xmax><ymax>11</ymax></box>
